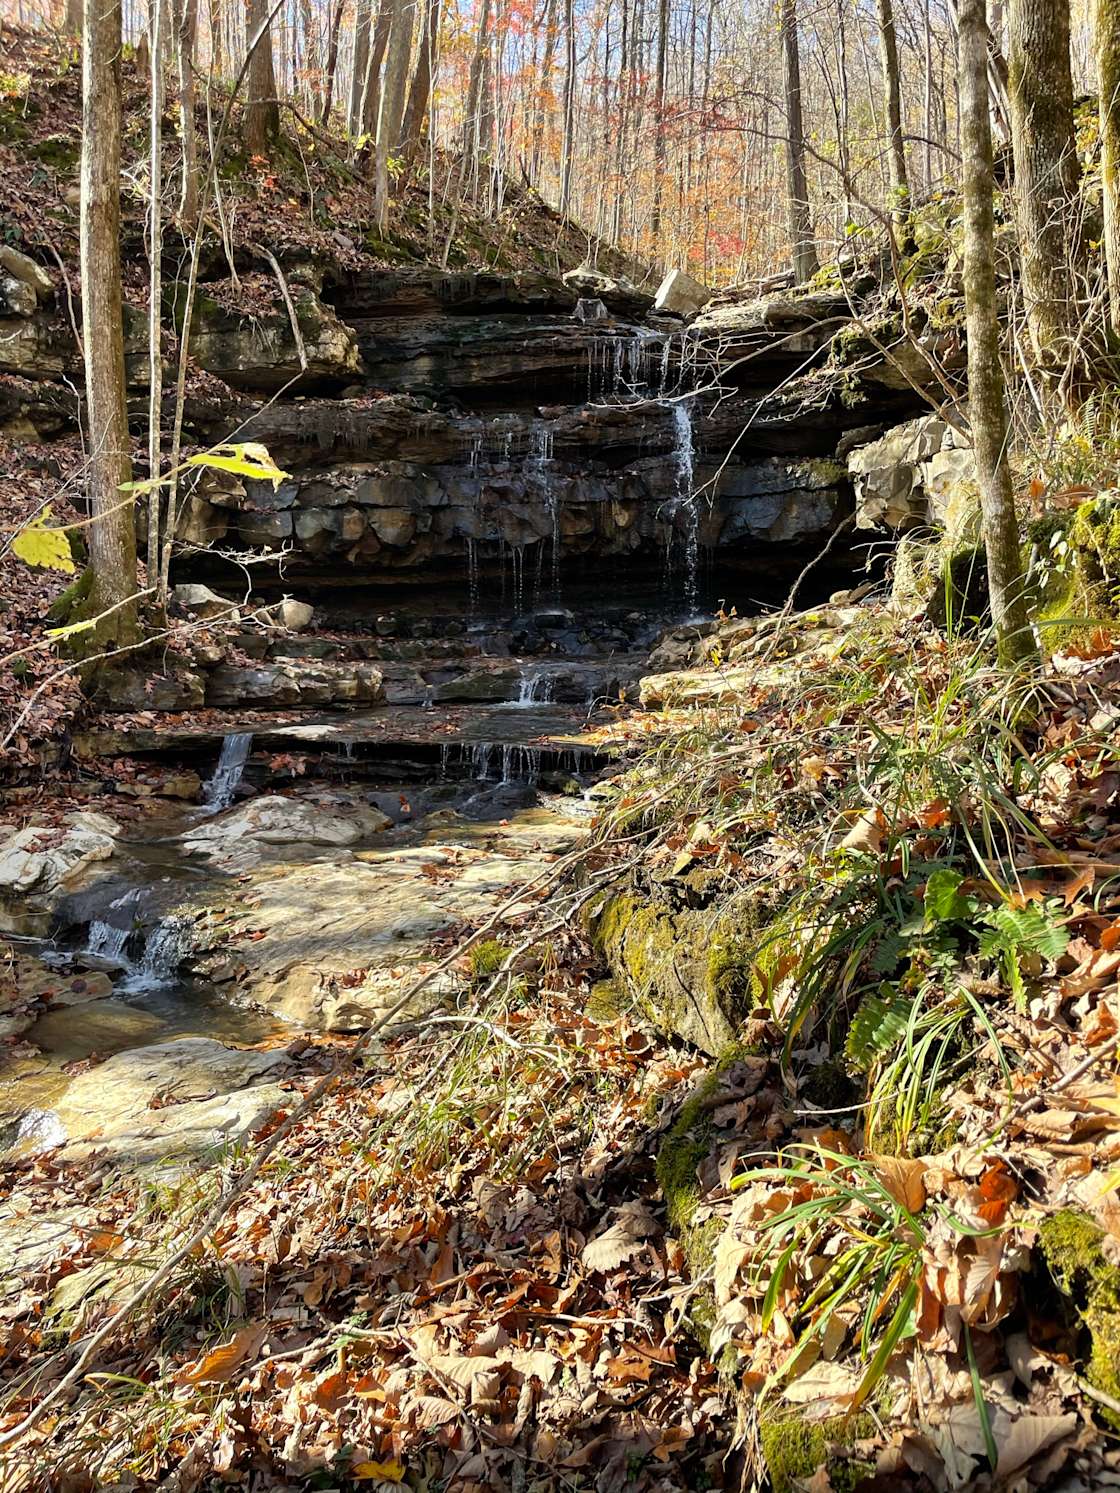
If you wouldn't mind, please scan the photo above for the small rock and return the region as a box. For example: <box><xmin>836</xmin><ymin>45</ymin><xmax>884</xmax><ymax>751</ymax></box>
<box><xmin>0</xmin><ymin>274</ymin><xmax>37</xmax><ymax>318</ymax></box>
<box><xmin>277</xmin><ymin>598</ymin><xmax>315</xmax><ymax>631</ymax></box>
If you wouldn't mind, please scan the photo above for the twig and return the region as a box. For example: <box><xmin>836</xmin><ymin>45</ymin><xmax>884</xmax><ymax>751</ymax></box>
<box><xmin>254</xmin><ymin>245</ymin><xmax>308</xmax><ymax>372</ymax></box>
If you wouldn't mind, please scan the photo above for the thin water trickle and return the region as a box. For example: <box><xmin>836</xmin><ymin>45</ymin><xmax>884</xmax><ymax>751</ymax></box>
<box><xmin>512</xmin><ymin>670</ymin><xmax>557</xmax><ymax>708</ymax></box>
<box><xmin>120</xmin><ymin>915</ymin><xmax>194</xmax><ymax>993</ymax></box>
<box><xmin>86</xmin><ymin>920</ymin><xmax>131</xmax><ymax>965</ymax></box>
<box><xmin>529</xmin><ymin>420</ymin><xmax>562</xmax><ymax>599</ymax></box>
<box><xmin>669</xmin><ymin>399</ymin><xmax>701</xmax><ymax>611</ymax></box>
<box><xmin>202</xmin><ymin>732</ymin><xmax>253</xmax><ymax>810</ymax></box>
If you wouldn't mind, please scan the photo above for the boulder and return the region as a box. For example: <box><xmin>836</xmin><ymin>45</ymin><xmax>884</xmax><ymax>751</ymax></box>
<box><xmin>52</xmin><ymin>1037</ymin><xmax>292</xmax><ymax>1171</ymax></box>
<box><xmin>0</xmin><ymin>246</ymin><xmax>54</xmax><ymax>301</ymax></box>
<box><xmin>173</xmin><ymin>583</ymin><xmax>239</xmax><ymax>620</ymax></box>
<box><xmin>180</xmin><ymin>794</ymin><xmax>391</xmax><ymax>859</ymax></box>
<box><xmin>561</xmin><ymin>265</ymin><xmax>654</xmax><ymax>317</ymax></box>
<box><xmin>0</xmin><ymin>812</ymin><xmax>118</xmax><ymax>918</ymax></box>
<box><xmin>654</xmin><ymin>268</ymin><xmax>711</xmax><ymax>318</ymax></box>
<box><xmin>848</xmin><ymin>415</ymin><xmax>974</xmax><ymax>530</ymax></box>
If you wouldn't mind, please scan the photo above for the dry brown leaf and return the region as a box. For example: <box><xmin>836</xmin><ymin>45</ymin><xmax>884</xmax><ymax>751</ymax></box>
<box><xmin>174</xmin><ymin>1323</ymin><xmax>268</xmax><ymax>1385</ymax></box>
<box><xmin>840</xmin><ymin>806</ymin><xmax>886</xmax><ymax>854</ymax></box>
<box><xmin>869</xmin><ymin>1154</ymin><xmax>927</xmax><ymax>1213</ymax></box>
<box><xmin>580</xmin><ymin>1200</ymin><xmax>660</xmax><ymax>1273</ymax></box>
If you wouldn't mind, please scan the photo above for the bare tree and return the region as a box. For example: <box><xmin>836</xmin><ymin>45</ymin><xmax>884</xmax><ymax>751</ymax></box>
<box><xmin>875</xmin><ymin>0</ymin><xmax>908</xmax><ymax>213</ymax></box>
<box><xmin>959</xmin><ymin>0</ymin><xmax>1036</xmax><ymax>663</ymax></box>
<box><xmin>319</xmin><ymin>0</ymin><xmax>345</xmax><ymax>125</ymax></box>
<box><xmin>780</xmin><ymin>0</ymin><xmax>818</xmax><ymax>280</ymax></box>
<box><xmin>244</xmin><ymin>0</ymin><xmax>279</xmax><ymax>154</ymax></box>
<box><xmin>1007</xmin><ymin>0</ymin><xmax>1081</xmax><ymax>367</ymax></box>
<box><xmin>401</xmin><ymin>0</ymin><xmax>441</xmax><ymax>160</ymax></box>
<box><xmin>1099</xmin><ymin>0</ymin><xmax>1120</xmax><ymax>337</ymax></box>
<box><xmin>177</xmin><ymin>0</ymin><xmax>200</xmax><ymax>225</ymax></box>
<box><xmin>81</xmin><ymin>0</ymin><xmax>137</xmax><ymax>642</ymax></box>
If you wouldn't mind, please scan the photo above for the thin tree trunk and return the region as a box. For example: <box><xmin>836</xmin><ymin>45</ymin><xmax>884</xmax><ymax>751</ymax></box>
<box><xmin>780</xmin><ymin>0</ymin><xmax>818</xmax><ymax>280</ymax></box>
<box><xmin>531</xmin><ymin>0</ymin><xmax>558</xmax><ymax>183</ymax></box>
<box><xmin>558</xmin><ymin>0</ymin><xmax>575</xmax><ymax>216</ymax></box>
<box><xmin>177</xmin><ymin>0</ymin><xmax>200</xmax><ymax>225</ymax></box>
<box><xmin>1007</xmin><ymin>0</ymin><xmax>1081</xmax><ymax>366</ymax></box>
<box><xmin>1098</xmin><ymin>0</ymin><xmax>1120</xmax><ymax>336</ymax></box>
<box><xmin>244</xmin><ymin>0</ymin><xmax>279</xmax><ymax>152</ymax></box>
<box><xmin>147</xmin><ymin>0</ymin><xmax>165</xmax><ymax>602</ymax></box>
<box><xmin>81</xmin><ymin>0</ymin><xmax>137</xmax><ymax>641</ymax></box>
<box><xmin>400</xmin><ymin>0</ymin><xmax>442</xmax><ymax>154</ymax></box>
<box><xmin>65</xmin><ymin>0</ymin><xmax>81</xmax><ymax>35</ymax></box>
<box><xmin>318</xmin><ymin>0</ymin><xmax>344</xmax><ymax>124</ymax></box>
<box><xmin>875</xmin><ymin>0</ymin><xmax>908</xmax><ymax>212</ymax></box>
<box><xmin>958</xmin><ymin>0</ymin><xmax>1036</xmax><ymax>663</ymax></box>
<box><xmin>650</xmin><ymin>0</ymin><xmax>668</xmax><ymax>251</ymax></box>
<box><xmin>348</xmin><ymin>0</ymin><xmax>372</xmax><ymax>132</ymax></box>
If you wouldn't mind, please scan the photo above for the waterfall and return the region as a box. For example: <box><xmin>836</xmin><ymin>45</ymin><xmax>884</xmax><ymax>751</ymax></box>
<box><xmin>530</xmin><ymin>421</ymin><xmax>561</xmax><ymax>598</ymax></box>
<box><xmin>669</xmin><ymin>400</ymin><xmax>701</xmax><ymax>611</ymax></box>
<box><xmin>85</xmin><ymin>887</ymin><xmax>140</xmax><ymax>966</ymax></box>
<box><xmin>202</xmin><ymin>732</ymin><xmax>253</xmax><ymax>810</ymax></box>
<box><xmin>587</xmin><ymin>330</ymin><xmax>678</xmax><ymax>402</ymax></box>
<box><xmin>513</xmin><ymin>670</ymin><xmax>556</xmax><ymax>708</ymax></box>
<box><xmin>87</xmin><ymin>920</ymin><xmax>131</xmax><ymax>965</ymax></box>
<box><xmin>113</xmin><ymin>915</ymin><xmax>194</xmax><ymax>994</ymax></box>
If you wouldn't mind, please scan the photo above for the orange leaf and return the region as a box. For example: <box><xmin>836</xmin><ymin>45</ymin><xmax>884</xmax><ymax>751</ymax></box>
<box><xmin>174</xmin><ymin>1323</ymin><xmax>267</xmax><ymax>1385</ymax></box>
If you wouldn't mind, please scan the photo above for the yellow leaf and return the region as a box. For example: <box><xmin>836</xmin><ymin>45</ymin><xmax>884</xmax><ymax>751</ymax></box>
<box><xmin>351</xmin><ymin>1460</ymin><xmax>405</xmax><ymax>1482</ymax></box>
<box><xmin>11</xmin><ymin>508</ymin><xmax>75</xmax><ymax>573</ymax></box>
<box><xmin>188</xmin><ymin>442</ymin><xmax>290</xmax><ymax>490</ymax></box>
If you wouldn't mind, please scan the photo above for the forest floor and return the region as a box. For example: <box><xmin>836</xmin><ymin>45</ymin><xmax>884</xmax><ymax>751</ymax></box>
<box><xmin>4</xmin><ymin>603</ymin><xmax>1120</xmax><ymax>1491</ymax></box>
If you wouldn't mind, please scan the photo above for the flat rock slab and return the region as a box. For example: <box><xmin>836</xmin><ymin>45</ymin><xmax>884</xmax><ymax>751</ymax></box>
<box><xmin>222</xmin><ymin>814</ymin><xmax>584</xmax><ymax>1029</ymax></box>
<box><xmin>52</xmin><ymin>1037</ymin><xmax>292</xmax><ymax>1172</ymax></box>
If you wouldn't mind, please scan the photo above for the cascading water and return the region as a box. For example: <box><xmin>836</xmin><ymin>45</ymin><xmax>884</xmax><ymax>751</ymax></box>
<box><xmin>122</xmin><ymin>915</ymin><xmax>195</xmax><ymax>992</ymax></box>
<box><xmin>87</xmin><ymin>920</ymin><xmax>131</xmax><ymax>965</ymax></box>
<box><xmin>529</xmin><ymin>421</ymin><xmax>561</xmax><ymax>599</ymax></box>
<box><xmin>512</xmin><ymin>669</ymin><xmax>556</xmax><ymax>708</ymax></box>
<box><xmin>669</xmin><ymin>399</ymin><xmax>701</xmax><ymax>612</ymax></box>
<box><xmin>85</xmin><ymin>887</ymin><xmax>141</xmax><ymax>966</ymax></box>
<box><xmin>202</xmin><ymin>732</ymin><xmax>254</xmax><ymax>810</ymax></box>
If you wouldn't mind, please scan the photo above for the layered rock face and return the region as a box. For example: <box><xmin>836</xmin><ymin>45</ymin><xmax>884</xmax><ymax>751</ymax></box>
<box><xmin>3</xmin><ymin>257</ymin><xmax>934</xmax><ymax>594</ymax></box>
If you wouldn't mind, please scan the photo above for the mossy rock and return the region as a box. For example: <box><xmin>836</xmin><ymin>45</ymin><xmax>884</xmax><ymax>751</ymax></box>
<box><xmin>926</xmin><ymin>543</ymin><xmax>989</xmax><ymax>634</ymax></box>
<box><xmin>760</xmin><ymin>1412</ymin><xmax>875</xmax><ymax>1493</ymax></box>
<box><xmin>1037</xmin><ymin>1209</ymin><xmax>1120</xmax><ymax>1427</ymax></box>
<box><xmin>586</xmin><ymin>883</ymin><xmax>772</xmax><ymax>1055</ymax></box>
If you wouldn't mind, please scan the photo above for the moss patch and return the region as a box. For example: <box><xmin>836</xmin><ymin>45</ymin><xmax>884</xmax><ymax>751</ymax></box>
<box><xmin>1038</xmin><ymin>1209</ymin><xmax>1120</xmax><ymax>1426</ymax></box>
<box><xmin>760</xmin><ymin>1413</ymin><xmax>875</xmax><ymax>1493</ymax></box>
<box><xmin>468</xmin><ymin>939</ymin><xmax>509</xmax><ymax>981</ymax></box>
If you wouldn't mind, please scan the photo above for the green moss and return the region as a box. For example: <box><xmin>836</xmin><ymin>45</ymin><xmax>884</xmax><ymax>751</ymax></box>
<box><xmin>468</xmin><ymin>939</ymin><xmax>508</xmax><ymax>981</ymax></box>
<box><xmin>760</xmin><ymin>1413</ymin><xmax>875</xmax><ymax>1493</ymax></box>
<box><xmin>587</xmin><ymin>978</ymin><xmax>629</xmax><ymax>1021</ymax></box>
<box><xmin>1038</xmin><ymin>1209</ymin><xmax>1120</xmax><ymax>1426</ymax></box>
<box><xmin>1071</xmin><ymin>495</ymin><xmax>1120</xmax><ymax>606</ymax></box>
<box><xmin>46</xmin><ymin>565</ymin><xmax>94</xmax><ymax>623</ymax></box>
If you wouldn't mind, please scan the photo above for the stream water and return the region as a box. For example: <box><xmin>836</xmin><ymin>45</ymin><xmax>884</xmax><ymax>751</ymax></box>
<box><xmin>1</xmin><ymin>590</ymin><xmax>710</xmax><ymax>1159</ymax></box>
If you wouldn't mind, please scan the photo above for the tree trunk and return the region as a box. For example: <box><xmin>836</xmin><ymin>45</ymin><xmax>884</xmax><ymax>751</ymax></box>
<box><xmin>558</xmin><ymin>0</ymin><xmax>575</xmax><ymax>216</ymax></box>
<box><xmin>1007</xmin><ymin>0</ymin><xmax>1081</xmax><ymax>373</ymax></box>
<box><xmin>959</xmin><ymin>0</ymin><xmax>1036</xmax><ymax>664</ymax></box>
<box><xmin>875</xmin><ymin>0</ymin><xmax>908</xmax><ymax>211</ymax></box>
<box><xmin>319</xmin><ymin>0</ymin><xmax>344</xmax><ymax>125</ymax></box>
<box><xmin>461</xmin><ymin>0</ymin><xmax>492</xmax><ymax>176</ymax></box>
<box><xmin>1099</xmin><ymin>0</ymin><xmax>1120</xmax><ymax>337</ymax></box>
<box><xmin>373</xmin><ymin>0</ymin><xmax>412</xmax><ymax>228</ymax></box>
<box><xmin>780</xmin><ymin>0</ymin><xmax>818</xmax><ymax>281</ymax></box>
<box><xmin>81</xmin><ymin>0</ymin><xmax>137</xmax><ymax>641</ymax></box>
<box><xmin>400</xmin><ymin>0</ymin><xmax>440</xmax><ymax>159</ymax></box>
<box><xmin>348</xmin><ymin>0</ymin><xmax>372</xmax><ymax>133</ymax></box>
<box><xmin>244</xmin><ymin>0</ymin><xmax>279</xmax><ymax>154</ymax></box>
<box><xmin>530</xmin><ymin>0</ymin><xmax>558</xmax><ymax>183</ymax></box>
<box><xmin>65</xmin><ymin>0</ymin><xmax>82</xmax><ymax>35</ymax></box>
<box><xmin>650</xmin><ymin>0</ymin><xmax>668</xmax><ymax>252</ymax></box>
<box><xmin>177</xmin><ymin>0</ymin><xmax>200</xmax><ymax>225</ymax></box>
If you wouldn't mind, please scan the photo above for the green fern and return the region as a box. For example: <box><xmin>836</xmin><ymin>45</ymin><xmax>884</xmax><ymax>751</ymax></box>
<box><xmin>845</xmin><ymin>986</ymin><xmax>912</xmax><ymax>1071</ymax></box>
